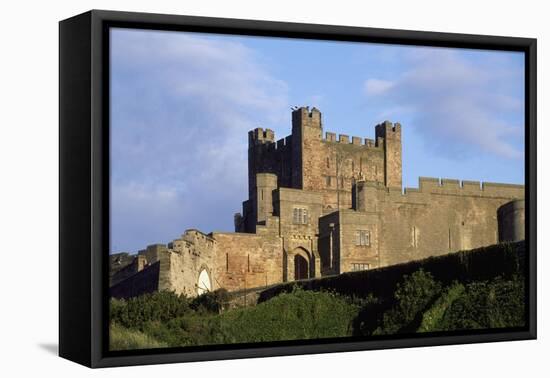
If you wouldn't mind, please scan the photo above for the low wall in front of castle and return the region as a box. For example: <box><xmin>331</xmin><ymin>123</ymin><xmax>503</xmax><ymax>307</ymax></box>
<box><xmin>360</xmin><ymin>178</ymin><xmax>525</xmax><ymax>267</ymax></box>
<box><xmin>110</xmin><ymin>225</ymin><xmax>285</xmax><ymax>298</ymax></box>
<box><xmin>110</xmin><ymin>261</ymin><xmax>161</xmax><ymax>299</ymax></box>
<box><xmin>212</xmin><ymin>225</ymin><xmax>283</xmax><ymax>292</ymax></box>
<box><xmin>157</xmin><ymin>230</ymin><xmax>217</xmax><ymax>297</ymax></box>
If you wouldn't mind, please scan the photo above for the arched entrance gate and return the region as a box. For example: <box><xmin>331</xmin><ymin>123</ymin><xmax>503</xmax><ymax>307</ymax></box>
<box><xmin>288</xmin><ymin>247</ymin><xmax>311</xmax><ymax>281</ymax></box>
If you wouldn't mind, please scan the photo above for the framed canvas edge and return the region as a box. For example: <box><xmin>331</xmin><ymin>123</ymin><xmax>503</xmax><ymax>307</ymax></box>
<box><xmin>58</xmin><ymin>9</ymin><xmax>537</xmax><ymax>369</ymax></box>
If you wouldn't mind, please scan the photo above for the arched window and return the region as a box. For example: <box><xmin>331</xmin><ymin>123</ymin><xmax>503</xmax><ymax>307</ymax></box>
<box><xmin>197</xmin><ymin>269</ymin><xmax>211</xmax><ymax>295</ymax></box>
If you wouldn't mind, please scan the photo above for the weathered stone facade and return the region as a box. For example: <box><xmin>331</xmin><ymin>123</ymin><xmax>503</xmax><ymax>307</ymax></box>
<box><xmin>110</xmin><ymin>107</ymin><xmax>525</xmax><ymax>298</ymax></box>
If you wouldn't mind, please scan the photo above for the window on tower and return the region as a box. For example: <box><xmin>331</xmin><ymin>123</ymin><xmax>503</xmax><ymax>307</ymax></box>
<box><xmin>355</xmin><ymin>230</ymin><xmax>371</xmax><ymax>246</ymax></box>
<box><xmin>292</xmin><ymin>207</ymin><xmax>309</xmax><ymax>225</ymax></box>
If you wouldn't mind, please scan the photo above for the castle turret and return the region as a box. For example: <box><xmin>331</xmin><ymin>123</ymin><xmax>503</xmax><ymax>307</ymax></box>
<box><xmin>292</xmin><ymin>107</ymin><xmax>323</xmax><ymax>190</ymax></box>
<box><xmin>248</xmin><ymin>127</ymin><xmax>276</xmax><ymax>198</ymax></box>
<box><xmin>375</xmin><ymin>120</ymin><xmax>402</xmax><ymax>188</ymax></box>
<box><xmin>254</xmin><ymin>172</ymin><xmax>278</xmax><ymax>224</ymax></box>
<box><xmin>292</xmin><ymin>106</ymin><xmax>322</xmax><ymax>131</ymax></box>
<box><xmin>498</xmin><ymin>199</ymin><xmax>525</xmax><ymax>242</ymax></box>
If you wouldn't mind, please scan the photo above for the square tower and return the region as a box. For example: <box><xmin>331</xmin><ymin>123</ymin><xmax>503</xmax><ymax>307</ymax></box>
<box><xmin>375</xmin><ymin>120</ymin><xmax>402</xmax><ymax>188</ymax></box>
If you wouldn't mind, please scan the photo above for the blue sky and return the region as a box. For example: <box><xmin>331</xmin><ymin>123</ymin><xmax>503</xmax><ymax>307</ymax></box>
<box><xmin>110</xmin><ymin>28</ymin><xmax>525</xmax><ymax>254</ymax></box>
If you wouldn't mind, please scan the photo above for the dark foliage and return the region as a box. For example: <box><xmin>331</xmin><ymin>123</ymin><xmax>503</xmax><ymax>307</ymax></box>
<box><xmin>110</xmin><ymin>291</ymin><xmax>190</xmax><ymax>330</ymax></box>
<box><xmin>374</xmin><ymin>269</ymin><xmax>442</xmax><ymax>334</ymax></box>
<box><xmin>437</xmin><ymin>275</ymin><xmax>525</xmax><ymax>330</ymax></box>
<box><xmin>190</xmin><ymin>288</ymin><xmax>231</xmax><ymax>313</ymax></box>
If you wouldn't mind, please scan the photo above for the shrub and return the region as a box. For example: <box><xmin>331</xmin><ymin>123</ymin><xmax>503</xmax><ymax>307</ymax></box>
<box><xmin>139</xmin><ymin>287</ymin><xmax>360</xmax><ymax>347</ymax></box>
<box><xmin>437</xmin><ymin>275</ymin><xmax>525</xmax><ymax>330</ymax></box>
<box><xmin>417</xmin><ymin>283</ymin><xmax>465</xmax><ymax>332</ymax></box>
<box><xmin>213</xmin><ymin>287</ymin><xmax>360</xmax><ymax>343</ymax></box>
<box><xmin>375</xmin><ymin>269</ymin><xmax>442</xmax><ymax>334</ymax></box>
<box><xmin>110</xmin><ymin>291</ymin><xmax>190</xmax><ymax>330</ymax></box>
<box><xmin>190</xmin><ymin>288</ymin><xmax>231</xmax><ymax>313</ymax></box>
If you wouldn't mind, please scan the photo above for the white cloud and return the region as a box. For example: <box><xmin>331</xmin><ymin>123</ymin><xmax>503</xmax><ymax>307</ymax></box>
<box><xmin>363</xmin><ymin>48</ymin><xmax>524</xmax><ymax>159</ymax></box>
<box><xmin>110</xmin><ymin>29</ymin><xmax>289</xmax><ymax>252</ymax></box>
<box><xmin>364</xmin><ymin>78</ymin><xmax>394</xmax><ymax>95</ymax></box>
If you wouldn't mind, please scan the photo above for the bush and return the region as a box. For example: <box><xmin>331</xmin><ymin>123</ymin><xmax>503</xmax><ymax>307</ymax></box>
<box><xmin>437</xmin><ymin>275</ymin><xmax>525</xmax><ymax>330</ymax></box>
<box><xmin>375</xmin><ymin>269</ymin><xmax>442</xmax><ymax>334</ymax></box>
<box><xmin>214</xmin><ymin>287</ymin><xmax>360</xmax><ymax>344</ymax></box>
<box><xmin>417</xmin><ymin>283</ymin><xmax>465</xmax><ymax>332</ymax></box>
<box><xmin>190</xmin><ymin>288</ymin><xmax>231</xmax><ymax>313</ymax></box>
<box><xmin>134</xmin><ymin>287</ymin><xmax>360</xmax><ymax>347</ymax></box>
<box><xmin>110</xmin><ymin>291</ymin><xmax>190</xmax><ymax>330</ymax></box>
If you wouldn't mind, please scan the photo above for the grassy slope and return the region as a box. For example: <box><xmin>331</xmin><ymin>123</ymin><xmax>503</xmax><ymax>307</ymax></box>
<box><xmin>110</xmin><ymin>323</ymin><xmax>167</xmax><ymax>351</ymax></box>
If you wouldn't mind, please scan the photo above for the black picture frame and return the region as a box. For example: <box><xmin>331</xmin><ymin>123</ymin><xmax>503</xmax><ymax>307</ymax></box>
<box><xmin>59</xmin><ymin>9</ymin><xmax>537</xmax><ymax>368</ymax></box>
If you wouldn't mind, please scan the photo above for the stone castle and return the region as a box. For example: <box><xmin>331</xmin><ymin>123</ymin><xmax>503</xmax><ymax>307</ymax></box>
<box><xmin>110</xmin><ymin>107</ymin><xmax>525</xmax><ymax>298</ymax></box>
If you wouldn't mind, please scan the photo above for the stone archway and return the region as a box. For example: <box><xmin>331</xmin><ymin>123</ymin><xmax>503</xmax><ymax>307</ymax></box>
<box><xmin>287</xmin><ymin>247</ymin><xmax>311</xmax><ymax>281</ymax></box>
<box><xmin>294</xmin><ymin>254</ymin><xmax>309</xmax><ymax>280</ymax></box>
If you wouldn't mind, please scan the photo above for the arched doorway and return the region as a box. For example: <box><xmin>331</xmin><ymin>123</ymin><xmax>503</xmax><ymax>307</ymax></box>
<box><xmin>197</xmin><ymin>269</ymin><xmax>211</xmax><ymax>295</ymax></box>
<box><xmin>294</xmin><ymin>254</ymin><xmax>309</xmax><ymax>280</ymax></box>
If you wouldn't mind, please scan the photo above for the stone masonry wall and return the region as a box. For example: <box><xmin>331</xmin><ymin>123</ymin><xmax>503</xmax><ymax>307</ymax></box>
<box><xmin>246</xmin><ymin>107</ymin><xmax>398</xmax><ymax>215</ymax></box>
<box><xmin>354</xmin><ymin>178</ymin><xmax>524</xmax><ymax>268</ymax></box>
<box><xmin>274</xmin><ymin>187</ymin><xmax>323</xmax><ymax>279</ymax></box>
<box><xmin>211</xmin><ymin>229</ymin><xmax>283</xmax><ymax>292</ymax></box>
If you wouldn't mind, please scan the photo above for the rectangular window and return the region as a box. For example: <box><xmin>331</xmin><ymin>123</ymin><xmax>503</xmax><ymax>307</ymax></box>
<box><xmin>326</xmin><ymin>175</ymin><xmax>331</xmax><ymax>187</ymax></box>
<box><xmin>351</xmin><ymin>263</ymin><xmax>370</xmax><ymax>271</ymax></box>
<box><xmin>355</xmin><ymin>230</ymin><xmax>370</xmax><ymax>246</ymax></box>
<box><xmin>293</xmin><ymin>207</ymin><xmax>309</xmax><ymax>224</ymax></box>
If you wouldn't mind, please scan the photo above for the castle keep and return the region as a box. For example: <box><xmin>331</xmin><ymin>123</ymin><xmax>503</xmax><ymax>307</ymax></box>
<box><xmin>110</xmin><ymin>107</ymin><xmax>525</xmax><ymax>298</ymax></box>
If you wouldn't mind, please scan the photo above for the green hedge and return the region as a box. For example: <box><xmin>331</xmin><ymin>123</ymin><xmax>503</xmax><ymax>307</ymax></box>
<box><xmin>110</xmin><ymin>291</ymin><xmax>191</xmax><ymax>330</ymax></box>
<box><xmin>436</xmin><ymin>275</ymin><xmax>525</xmax><ymax>330</ymax></box>
<box><xmin>137</xmin><ymin>287</ymin><xmax>360</xmax><ymax>347</ymax></box>
<box><xmin>259</xmin><ymin>241</ymin><xmax>524</xmax><ymax>304</ymax></box>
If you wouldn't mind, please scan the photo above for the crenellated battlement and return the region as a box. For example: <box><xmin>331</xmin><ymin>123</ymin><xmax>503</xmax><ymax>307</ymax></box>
<box><xmin>355</xmin><ymin>176</ymin><xmax>524</xmax><ymax>209</ymax></box>
<box><xmin>322</xmin><ymin>131</ymin><xmax>382</xmax><ymax>149</ymax></box>
<box><xmin>375</xmin><ymin>120</ymin><xmax>402</xmax><ymax>137</ymax></box>
<box><xmin>408</xmin><ymin>177</ymin><xmax>524</xmax><ymax>197</ymax></box>
<box><xmin>292</xmin><ymin>106</ymin><xmax>322</xmax><ymax>130</ymax></box>
<box><xmin>248</xmin><ymin>127</ymin><xmax>275</xmax><ymax>146</ymax></box>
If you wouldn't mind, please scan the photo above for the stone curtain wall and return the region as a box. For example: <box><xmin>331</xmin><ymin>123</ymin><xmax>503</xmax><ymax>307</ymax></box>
<box><xmin>110</xmin><ymin>261</ymin><xmax>161</xmax><ymax>299</ymax></box>
<box><xmin>353</xmin><ymin>178</ymin><xmax>524</xmax><ymax>268</ymax></box>
<box><xmin>212</xmin><ymin>231</ymin><xmax>283</xmax><ymax>292</ymax></box>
